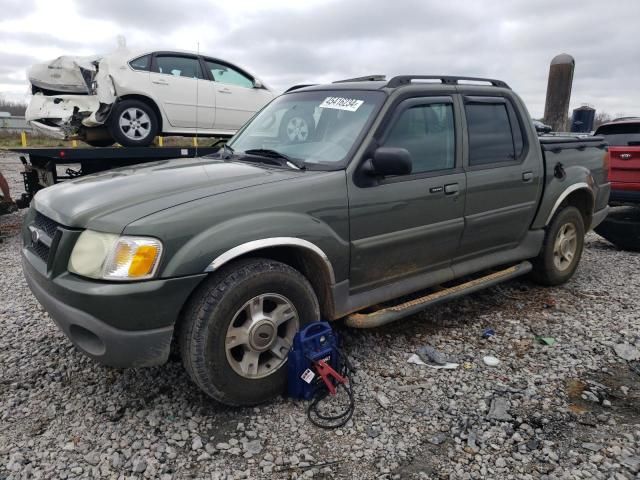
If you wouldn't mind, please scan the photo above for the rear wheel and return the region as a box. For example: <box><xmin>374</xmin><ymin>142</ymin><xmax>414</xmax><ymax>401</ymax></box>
<box><xmin>108</xmin><ymin>99</ymin><xmax>158</xmax><ymax>147</ymax></box>
<box><xmin>179</xmin><ymin>258</ymin><xmax>320</xmax><ymax>406</ymax></box>
<box><xmin>530</xmin><ymin>206</ymin><xmax>585</xmax><ymax>285</ymax></box>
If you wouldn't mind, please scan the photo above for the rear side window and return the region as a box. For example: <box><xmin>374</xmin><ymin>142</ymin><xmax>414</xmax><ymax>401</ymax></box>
<box><xmin>129</xmin><ymin>55</ymin><xmax>151</xmax><ymax>71</ymax></box>
<box><xmin>466</xmin><ymin>103</ymin><xmax>516</xmax><ymax>166</ymax></box>
<box><xmin>155</xmin><ymin>55</ymin><xmax>203</xmax><ymax>79</ymax></box>
<box><xmin>595</xmin><ymin>123</ymin><xmax>640</xmax><ymax>146</ymax></box>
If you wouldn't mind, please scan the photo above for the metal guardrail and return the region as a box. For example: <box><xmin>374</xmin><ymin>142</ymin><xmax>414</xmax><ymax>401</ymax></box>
<box><xmin>0</xmin><ymin>115</ymin><xmax>31</xmax><ymax>133</ymax></box>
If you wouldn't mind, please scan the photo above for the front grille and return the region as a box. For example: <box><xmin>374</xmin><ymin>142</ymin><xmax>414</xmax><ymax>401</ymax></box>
<box><xmin>34</xmin><ymin>212</ymin><xmax>60</xmax><ymax>238</ymax></box>
<box><xmin>30</xmin><ymin>241</ymin><xmax>50</xmax><ymax>263</ymax></box>
<box><xmin>27</xmin><ymin>212</ymin><xmax>61</xmax><ymax>265</ymax></box>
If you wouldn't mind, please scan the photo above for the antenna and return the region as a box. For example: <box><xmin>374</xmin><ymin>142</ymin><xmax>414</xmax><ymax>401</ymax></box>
<box><xmin>195</xmin><ymin>41</ymin><xmax>200</xmax><ymax>157</ymax></box>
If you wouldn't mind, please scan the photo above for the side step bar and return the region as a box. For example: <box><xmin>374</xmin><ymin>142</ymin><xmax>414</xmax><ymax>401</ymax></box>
<box><xmin>344</xmin><ymin>261</ymin><xmax>532</xmax><ymax>329</ymax></box>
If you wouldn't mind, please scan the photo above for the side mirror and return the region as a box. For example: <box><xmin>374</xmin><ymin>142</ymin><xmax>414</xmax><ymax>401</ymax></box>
<box><xmin>366</xmin><ymin>147</ymin><xmax>412</xmax><ymax>176</ymax></box>
<box><xmin>253</xmin><ymin>78</ymin><xmax>263</xmax><ymax>89</ymax></box>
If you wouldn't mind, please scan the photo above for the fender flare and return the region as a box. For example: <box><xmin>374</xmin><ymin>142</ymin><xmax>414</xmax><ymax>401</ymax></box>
<box><xmin>204</xmin><ymin>237</ymin><xmax>336</xmax><ymax>284</ymax></box>
<box><xmin>544</xmin><ymin>182</ymin><xmax>593</xmax><ymax>225</ymax></box>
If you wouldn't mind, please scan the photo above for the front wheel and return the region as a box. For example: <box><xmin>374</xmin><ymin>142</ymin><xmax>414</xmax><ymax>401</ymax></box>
<box><xmin>179</xmin><ymin>258</ymin><xmax>320</xmax><ymax>406</ymax></box>
<box><xmin>530</xmin><ymin>206</ymin><xmax>585</xmax><ymax>286</ymax></box>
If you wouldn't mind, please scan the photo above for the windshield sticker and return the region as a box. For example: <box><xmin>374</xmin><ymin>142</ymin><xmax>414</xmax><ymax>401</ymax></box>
<box><xmin>319</xmin><ymin>97</ymin><xmax>364</xmax><ymax>112</ymax></box>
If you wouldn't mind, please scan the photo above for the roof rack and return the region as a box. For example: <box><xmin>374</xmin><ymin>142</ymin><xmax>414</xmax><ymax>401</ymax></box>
<box><xmin>284</xmin><ymin>84</ymin><xmax>317</xmax><ymax>93</ymax></box>
<box><xmin>386</xmin><ymin>75</ymin><xmax>510</xmax><ymax>89</ymax></box>
<box><xmin>333</xmin><ymin>75</ymin><xmax>386</xmax><ymax>83</ymax></box>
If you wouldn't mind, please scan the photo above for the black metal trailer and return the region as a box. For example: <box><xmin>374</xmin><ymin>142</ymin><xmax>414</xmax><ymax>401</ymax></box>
<box><xmin>8</xmin><ymin>146</ymin><xmax>221</xmax><ymax>208</ymax></box>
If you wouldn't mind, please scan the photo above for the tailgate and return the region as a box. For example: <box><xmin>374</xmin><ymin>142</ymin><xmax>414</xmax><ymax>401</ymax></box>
<box><xmin>608</xmin><ymin>146</ymin><xmax>640</xmax><ymax>185</ymax></box>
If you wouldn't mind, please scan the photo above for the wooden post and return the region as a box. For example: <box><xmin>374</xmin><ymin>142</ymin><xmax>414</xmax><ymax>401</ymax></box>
<box><xmin>21</xmin><ymin>131</ymin><xmax>27</xmax><ymax>147</ymax></box>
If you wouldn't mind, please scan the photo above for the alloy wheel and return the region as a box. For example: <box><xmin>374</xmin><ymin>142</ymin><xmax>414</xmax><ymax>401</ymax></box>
<box><xmin>119</xmin><ymin>107</ymin><xmax>152</xmax><ymax>140</ymax></box>
<box><xmin>225</xmin><ymin>293</ymin><xmax>299</xmax><ymax>379</ymax></box>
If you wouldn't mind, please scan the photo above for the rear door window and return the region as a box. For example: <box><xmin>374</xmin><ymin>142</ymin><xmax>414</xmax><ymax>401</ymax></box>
<box><xmin>129</xmin><ymin>54</ymin><xmax>151</xmax><ymax>71</ymax></box>
<box><xmin>154</xmin><ymin>55</ymin><xmax>203</xmax><ymax>79</ymax></box>
<box><xmin>465</xmin><ymin>102</ymin><xmax>516</xmax><ymax>166</ymax></box>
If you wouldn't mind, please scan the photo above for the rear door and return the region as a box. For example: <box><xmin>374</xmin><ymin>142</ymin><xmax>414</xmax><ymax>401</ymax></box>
<box><xmin>150</xmin><ymin>53</ymin><xmax>205</xmax><ymax>129</ymax></box>
<box><xmin>455</xmin><ymin>95</ymin><xmax>543</xmax><ymax>261</ymax></box>
<box><xmin>348</xmin><ymin>96</ymin><xmax>465</xmax><ymax>292</ymax></box>
<box><xmin>202</xmin><ymin>59</ymin><xmax>273</xmax><ymax>131</ymax></box>
<box><xmin>595</xmin><ymin>122</ymin><xmax>640</xmax><ymax>195</ymax></box>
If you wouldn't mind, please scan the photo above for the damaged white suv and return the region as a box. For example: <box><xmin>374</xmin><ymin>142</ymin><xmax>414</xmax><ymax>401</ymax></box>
<box><xmin>26</xmin><ymin>48</ymin><xmax>275</xmax><ymax>147</ymax></box>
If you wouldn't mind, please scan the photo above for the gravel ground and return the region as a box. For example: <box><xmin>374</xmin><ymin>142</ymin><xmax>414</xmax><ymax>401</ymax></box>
<box><xmin>1</xmin><ymin>152</ymin><xmax>639</xmax><ymax>480</ymax></box>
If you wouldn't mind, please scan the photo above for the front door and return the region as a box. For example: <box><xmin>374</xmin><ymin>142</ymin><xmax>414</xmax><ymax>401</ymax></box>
<box><xmin>348</xmin><ymin>96</ymin><xmax>466</xmax><ymax>292</ymax></box>
<box><xmin>455</xmin><ymin>96</ymin><xmax>543</xmax><ymax>261</ymax></box>
<box><xmin>202</xmin><ymin>59</ymin><xmax>272</xmax><ymax>131</ymax></box>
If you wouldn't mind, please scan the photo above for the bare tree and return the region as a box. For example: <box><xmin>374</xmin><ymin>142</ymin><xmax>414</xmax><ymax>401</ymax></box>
<box><xmin>0</xmin><ymin>95</ymin><xmax>27</xmax><ymax>116</ymax></box>
<box><xmin>593</xmin><ymin>111</ymin><xmax>612</xmax><ymax>128</ymax></box>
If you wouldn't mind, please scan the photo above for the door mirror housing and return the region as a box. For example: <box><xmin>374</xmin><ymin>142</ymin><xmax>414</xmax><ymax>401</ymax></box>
<box><xmin>366</xmin><ymin>147</ymin><xmax>413</xmax><ymax>176</ymax></box>
<box><xmin>253</xmin><ymin>78</ymin><xmax>263</xmax><ymax>89</ymax></box>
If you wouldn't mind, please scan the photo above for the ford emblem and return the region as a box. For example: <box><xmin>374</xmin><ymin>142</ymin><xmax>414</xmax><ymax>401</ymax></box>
<box><xmin>30</xmin><ymin>227</ymin><xmax>40</xmax><ymax>245</ymax></box>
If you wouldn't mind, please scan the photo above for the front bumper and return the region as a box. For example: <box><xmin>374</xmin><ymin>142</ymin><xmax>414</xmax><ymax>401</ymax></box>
<box><xmin>22</xmin><ymin>249</ymin><xmax>206</xmax><ymax>368</ymax></box>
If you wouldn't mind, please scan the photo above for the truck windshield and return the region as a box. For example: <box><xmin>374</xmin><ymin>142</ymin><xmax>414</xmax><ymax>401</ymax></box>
<box><xmin>228</xmin><ymin>90</ymin><xmax>385</xmax><ymax>167</ymax></box>
<box><xmin>595</xmin><ymin>122</ymin><xmax>640</xmax><ymax>146</ymax></box>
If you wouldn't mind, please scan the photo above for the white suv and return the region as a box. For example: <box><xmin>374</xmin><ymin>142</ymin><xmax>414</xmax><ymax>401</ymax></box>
<box><xmin>26</xmin><ymin>48</ymin><xmax>275</xmax><ymax>147</ymax></box>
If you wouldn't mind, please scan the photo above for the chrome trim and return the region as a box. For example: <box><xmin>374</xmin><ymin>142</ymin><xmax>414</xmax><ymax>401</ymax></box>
<box><xmin>205</xmin><ymin>237</ymin><xmax>336</xmax><ymax>284</ymax></box>
<box><xmin>545</xmin><ymin>182</ymin><xmax>591</xmax><ymax>225</ymax></box>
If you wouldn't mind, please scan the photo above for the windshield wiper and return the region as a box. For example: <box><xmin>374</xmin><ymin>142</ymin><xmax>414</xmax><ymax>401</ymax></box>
<box><xmin>243</xmin><ymin>149</ymin><xmax>306</xmax><ymax>170</ymax></box>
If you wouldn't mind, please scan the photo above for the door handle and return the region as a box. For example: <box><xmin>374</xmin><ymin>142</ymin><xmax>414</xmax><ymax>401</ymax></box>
<box><xmin>522</xmin><ymin>171</ymin><xmax>533</xmax><ymax>182</ymax></box>
<box><xmin>218</xmin><ymin>88</ymin><xmax>232</xmax><ymax>94</ymax></box>
<box><xmin>152</xmin><ymin>80</ymin><xmax>169</xmax><ymax>85</ymax></box>
<box><xmin>444</xmin><ymin>183</ymin><xmax>459</xmax><ymax>195</ymax></box>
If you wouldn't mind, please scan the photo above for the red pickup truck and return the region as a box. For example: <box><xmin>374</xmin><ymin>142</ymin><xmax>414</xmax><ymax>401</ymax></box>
<box><xmin>594</xmin><ymin>117</ymin><xmax>640</xmax><ymax>250</ymax></box>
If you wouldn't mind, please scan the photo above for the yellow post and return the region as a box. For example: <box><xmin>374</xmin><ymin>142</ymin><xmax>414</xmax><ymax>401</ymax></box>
<box><xmin>192</xmin><ymin>137</ymin><xmax>198</xmax><ymax>147</ymax></box>
<box><xmin>157</xmin><ymin>136</ymin><xmax>164</xmax><ymax>147</ymax></box>
<box><xmin>72</xmin><ymin>140</ymin><xmax>78</xmax><ymax>148</ymax></box>
<box><xmin>21</xmin><ymin>131</ymin><xmax>27</xmax><ymax>147</ymax></box>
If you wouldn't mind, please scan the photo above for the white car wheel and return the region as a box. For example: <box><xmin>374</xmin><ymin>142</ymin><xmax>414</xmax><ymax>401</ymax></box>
<box><xmin>119</xmin><ymin>107</ymin><xmax>152</xmax><ymax>141</ymax></box>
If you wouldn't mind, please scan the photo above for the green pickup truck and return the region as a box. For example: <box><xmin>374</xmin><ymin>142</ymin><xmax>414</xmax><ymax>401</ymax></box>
<box><xmin>22</xmin><ymin>75</ymin><xmax>610</xmax><ymax>405</ymax></box>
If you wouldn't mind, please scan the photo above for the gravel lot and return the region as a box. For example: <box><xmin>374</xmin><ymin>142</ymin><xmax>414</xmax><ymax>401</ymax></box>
<box><xmin>1</xmin><ymin>152</ymin><xmax>639</xmax><ymax>479</ymax></box>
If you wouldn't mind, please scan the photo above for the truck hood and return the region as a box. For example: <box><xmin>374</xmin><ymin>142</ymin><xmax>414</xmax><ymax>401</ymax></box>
<box><xmin>33</xmin><ymin>158</ymin><xmax>305</xmax><ymax>231</ymax></box>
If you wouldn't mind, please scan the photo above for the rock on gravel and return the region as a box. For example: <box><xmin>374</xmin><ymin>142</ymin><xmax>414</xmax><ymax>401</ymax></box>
<box><xmin>1</xmin><ymin>153</ymin><xmax>639</xmax><ymax>479</ymax></box>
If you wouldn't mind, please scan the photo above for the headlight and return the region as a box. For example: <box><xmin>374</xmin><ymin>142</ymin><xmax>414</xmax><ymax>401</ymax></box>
<box><xmin>68</xmin><ymin>230</ymin><xmax>163</xmax><ymax>280</ymax></box>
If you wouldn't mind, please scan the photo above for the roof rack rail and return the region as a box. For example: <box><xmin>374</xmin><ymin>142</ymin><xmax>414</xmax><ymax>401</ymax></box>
<box><xmin>333</xmin><ymin>75</ymin><xmax>386</xmax><ymax>83</ymax></box>
<box><xmin>284</xmin><ymin>84</ymin><xmax>317</xmax><ymax>93</ymax></box>
<box><xmin>386</xmin><ymin>75</ymin><xmax>510</xmax><ymax>89</ymax></box>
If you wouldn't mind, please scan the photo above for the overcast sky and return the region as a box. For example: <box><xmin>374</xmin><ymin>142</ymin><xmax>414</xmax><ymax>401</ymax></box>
<box><xmin>0</xmin><ymin>0</ymin><xmax>637</xmax><ymax>118</ymax></box>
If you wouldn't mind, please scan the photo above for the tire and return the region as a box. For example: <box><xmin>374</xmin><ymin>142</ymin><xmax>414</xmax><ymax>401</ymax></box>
<box><xmin>279</xmin><ymin>108</ymin><xmax>315</xmax><ymax>143</ymax></box>
<box><xmin>594</xmin><ymin>206</ymin><xmax>640</xmax><ymax>251</ymax></box>
<box><xmin>530</xmin><ymin>206</ymin><xmax>585</xmax><ymax>286</ymax></box>
<box><xmin>108</xmin><ymin>99</ymin><xmax>159</xmax><ymax>147</ymax></box>
<box><xmin>85</xmin><ymin>138</ymin><xmax>115</xmax><ymax>147</ymax></box>
<box><xmin>179</xmin><ymin>258</ymin><xmax>320</xmax><ymax>406</ymax></box>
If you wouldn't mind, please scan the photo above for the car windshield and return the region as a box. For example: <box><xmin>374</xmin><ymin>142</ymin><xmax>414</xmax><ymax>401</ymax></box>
<box><xmin>228</xmin><ymin>90</ymin><xmax>385</xmax><ymax>167</ymax></box>
<box><xmin>595</xmin><ymin>122</ymin><xmax>640</xmax><ymax>146</ymax></box>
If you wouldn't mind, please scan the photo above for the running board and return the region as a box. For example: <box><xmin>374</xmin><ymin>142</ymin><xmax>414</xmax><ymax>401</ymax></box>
<box><xmin>344</xmin><ymin>261</ymin><xmax>532</xmax><ymax>329</ymax></box>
